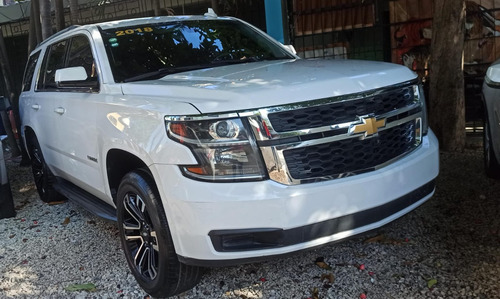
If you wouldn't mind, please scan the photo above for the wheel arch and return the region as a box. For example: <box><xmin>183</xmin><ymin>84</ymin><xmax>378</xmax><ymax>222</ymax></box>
<box><xmin>106</xmin><ymin>149</ymin><xmax>151</xmax><ymax>203</ymax></box>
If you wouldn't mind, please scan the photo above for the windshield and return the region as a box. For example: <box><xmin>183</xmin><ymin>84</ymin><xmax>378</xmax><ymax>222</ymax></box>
<box><xmin>100</xmin><ymin>19</ymin><xmax>295</xmax><ymax>83</ymax></box>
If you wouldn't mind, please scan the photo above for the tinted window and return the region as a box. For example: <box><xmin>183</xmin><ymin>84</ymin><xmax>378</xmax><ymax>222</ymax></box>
<box><xmin>67</xmin><ymin>35</ymin><xmax>98</xmax><ymax>83</ymax></box>
<box><xmin>36</xmin><ymin>35</ymin><xmax>99</xmax><ymax>92</ymax></box>
<box><xmin>22</xmin><ymin>51</ymin><xmax>41</xmax><ymax>92</ymax></box>
<box><xmin>100</xmin><ymin>20</ymin><xmax>293</xmax><ymax>82</ymax></box>
<box><xmin>37</xmin><ymin>40</ymin><xmax>68</xmax><ymax>90</ymax></box>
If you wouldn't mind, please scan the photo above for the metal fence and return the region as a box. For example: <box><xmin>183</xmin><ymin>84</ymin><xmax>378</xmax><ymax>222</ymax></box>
<box><xmin>287</xmin><ymin>0</ymin><xmax>389</xmax><ymax>61</ymax></box>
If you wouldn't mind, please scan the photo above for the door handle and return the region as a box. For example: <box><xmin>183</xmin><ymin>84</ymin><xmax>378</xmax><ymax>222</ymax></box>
<box><xmin>54</xmin><ymin>107</ymin><xmax>65</xmax><ymax>115</ymax></box>
<box><xmin>31</xmin><ymin>104</ymin><xmax>40</xmax><ymax>111</ymax></box>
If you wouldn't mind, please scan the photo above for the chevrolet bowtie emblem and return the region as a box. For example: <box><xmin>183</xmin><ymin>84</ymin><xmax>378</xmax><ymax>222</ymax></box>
<box><xmin>349</xmin><ymin>116</ymin><xmax>386</xmax><ymax>137</ymax></box>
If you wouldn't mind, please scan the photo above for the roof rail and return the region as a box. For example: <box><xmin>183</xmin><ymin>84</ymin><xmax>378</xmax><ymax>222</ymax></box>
<box><xmin>38</xmin><ymin>25</ymin><xmax>82</xmax><ymax>47</ymax></box>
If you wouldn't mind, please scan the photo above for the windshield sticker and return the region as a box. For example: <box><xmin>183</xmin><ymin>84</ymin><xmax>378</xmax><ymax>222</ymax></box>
<box><xmin>115</xmin><ymin>27</ymin><xmax>153</xmax><ymax>36</ymax></box>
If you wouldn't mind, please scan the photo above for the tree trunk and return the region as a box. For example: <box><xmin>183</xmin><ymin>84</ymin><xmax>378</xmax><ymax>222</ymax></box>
<box><xmin>429</xmin><ymin>0</ymin><xmax>466</xmax><ymax>152</ymax></box>
<box><xmin>69</xmin><ymin>0</ymin><xmax>80</xmax><ymax>25</ymax></box>
<box><xmin>55</xmin><ymin>0</ymin><xmax>65</xmax><ymax>32</ymax></box>
<box><xmin>40</xmin><ymin>0</ymin><xmax>53</xmax><ymax>40</ymax></box>
<box><xmin>211</xmin><ymin>0</ymin><xmax>219</xmax><ymax>14</ymax></box>
<box><xmin>32</xmin><ymin>0</ymin><xmax>43</xmax><ymax>44</ymax></box>
<box><xmin>152</xmin><ymin>0</ymin><xmax>161</xmax><ymax>16</ymax></box>
<box><xmin>28</xmin><ymin>0</ymin><xmax>38</xmax><ymax>54</ymax></box>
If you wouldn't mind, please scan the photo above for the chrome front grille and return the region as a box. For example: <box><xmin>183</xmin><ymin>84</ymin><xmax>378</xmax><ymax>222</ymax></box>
<box><xmin>283</xmin><ymin>121</ymin><xmax>417</xmax><ymax>181</ymax></box>
<box><xmin>268</xmin><ymin>86</ymin><xmax>416</xmax><ymax>132</ymax></box>
<box><xmin>241</xmin><ymin>80</ymin><xmax>425</xmax><ymax>185</ymax></box>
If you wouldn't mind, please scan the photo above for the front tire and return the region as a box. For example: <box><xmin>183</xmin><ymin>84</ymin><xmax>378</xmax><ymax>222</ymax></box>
<box><xmin>484</xmin><ymin>116</ymin><xmax>500</xmax><ymax>178</ymax></box>
<box><xmin>116</xmin><ymin>169</ymin><xmax>203</xmax><ymax>297</ymax></box>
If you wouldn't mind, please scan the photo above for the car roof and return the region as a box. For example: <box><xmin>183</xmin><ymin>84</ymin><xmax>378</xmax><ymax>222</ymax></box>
<box><xmin>97</xmin><ymin>15</ymin><xmax>234</xmax><ymax>30</ymax></box>
<box><xmin>35</xmin><ymin>14</ymin><xmax>236</xmax><ymax>51</ymax></box>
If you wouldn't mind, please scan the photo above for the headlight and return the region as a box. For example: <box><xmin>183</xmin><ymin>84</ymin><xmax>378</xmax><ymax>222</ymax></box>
<box><xmin>166</xmin><ymin>116</ymin><xmax>267</xmax><ymax>182</ymax></box>
<box><xmin>417</xmin><ymin>84</ymin><xmax>429</xmax><ymax>136</ymax></box>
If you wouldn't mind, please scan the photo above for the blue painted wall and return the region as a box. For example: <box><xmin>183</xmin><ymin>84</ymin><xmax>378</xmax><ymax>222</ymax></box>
<box><xmin>264</xmin><ymin>0</ymin><xmax>284</xmax><ymax>43</ymax></box>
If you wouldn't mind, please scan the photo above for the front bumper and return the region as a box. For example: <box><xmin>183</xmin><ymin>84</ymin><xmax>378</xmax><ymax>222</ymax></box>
<box><xmin>151</xmin><ymin>131</ymin><xmax>439</xmax><ymax>266</ymax></box>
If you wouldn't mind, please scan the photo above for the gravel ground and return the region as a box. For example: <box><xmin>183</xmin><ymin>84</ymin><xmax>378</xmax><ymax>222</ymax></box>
<box><xmin>1</xmin><ymin>147</ymin><xmax>499</xmax><ymax>299</ymax></box>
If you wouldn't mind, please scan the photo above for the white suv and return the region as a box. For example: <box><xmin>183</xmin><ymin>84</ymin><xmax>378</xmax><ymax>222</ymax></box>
<box><xmin>19</xmin><ymin>12</ymin><xmax>439</xmax><ymax>297</ymax></box>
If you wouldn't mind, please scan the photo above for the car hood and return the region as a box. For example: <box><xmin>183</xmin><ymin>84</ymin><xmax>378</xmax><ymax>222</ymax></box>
<box><xmin>120</xmin><ymin>59</ymin><xmax>417</xmax><ymax>114</ymax></box>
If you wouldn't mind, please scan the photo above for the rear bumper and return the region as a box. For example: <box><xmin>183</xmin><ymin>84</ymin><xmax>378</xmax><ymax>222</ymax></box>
<box><xmin>151</xmin><ymin>131</ymin><xmax>439</xmax><ymax>266</ymax></box>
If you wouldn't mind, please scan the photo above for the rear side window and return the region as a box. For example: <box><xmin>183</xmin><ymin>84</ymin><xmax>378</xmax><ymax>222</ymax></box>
<box><xmin>22</xmin><ymin>50</ymin><xmax>41</xmax><ymax>92</ymax></box>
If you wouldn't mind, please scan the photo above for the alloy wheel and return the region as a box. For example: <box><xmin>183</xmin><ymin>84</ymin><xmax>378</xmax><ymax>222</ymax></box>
<box><xmin>122</xmin><ymin>193</ymin><xmax>160</xmax><ymax>280</ymax></box>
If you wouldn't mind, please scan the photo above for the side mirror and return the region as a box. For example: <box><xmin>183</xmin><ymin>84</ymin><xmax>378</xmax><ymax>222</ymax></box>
<box><xmin>486</xmin><ymin>63</ymin><xmax>500</xmax><ymax>86</ymax></box>
<box><xmin>55</xmin><ymin>66</ymin><xmax>99</xmax><ymax>91</ymax></box>
<box><xmin>55</xmin><ymin>66</ymin><xmax>88</xmax><ymax>82</ymax></box>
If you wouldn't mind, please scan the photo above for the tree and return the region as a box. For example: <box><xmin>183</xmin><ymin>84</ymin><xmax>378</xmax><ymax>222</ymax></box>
<box><xmin>152</xmin><ymin>0</ymin><xmax>161</xmax><ymax>16</ymax></box>
<box><xmin>70</xmin><ymin>0</ymin><xmax>80</xmax><ymax>25</ymax></box>
<box><xmin>55</xmin><ymin>0</ymin><xmax>65</xmax><ymax>32</ymax></box>
<box><xmin>428</xmin><ymin>0</ymin><xmax>466</xmax><ymax>152</ymax></box>
<box><xmin>40</xmin><ymin>0</ymin><xmax>53</xmax><ymax>40</ymax></box>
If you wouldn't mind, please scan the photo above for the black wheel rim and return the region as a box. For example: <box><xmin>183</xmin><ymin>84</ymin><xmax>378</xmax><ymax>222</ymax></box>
<box><xmin>122</xmin><ymin>193</ymin><xmax>159</xmax><ymax>281</ymax></box>
<box><xmin>31</xmin><ymin>147</ymin><xmax>47</xmax><ymax>196</ymax></box>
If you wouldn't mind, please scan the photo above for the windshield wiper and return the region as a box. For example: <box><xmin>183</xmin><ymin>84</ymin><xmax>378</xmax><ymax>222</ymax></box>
<box><xmin>123</xmin><ymin>65</ymin><xmax>209</xmax><ymax>83</ymax></box>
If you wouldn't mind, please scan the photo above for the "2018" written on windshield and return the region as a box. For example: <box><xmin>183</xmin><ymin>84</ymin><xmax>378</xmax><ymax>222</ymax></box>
<box><xmin>115</xmin><ymin>27</ymin><xmax>153</xmax><ymax>36</ymax></box>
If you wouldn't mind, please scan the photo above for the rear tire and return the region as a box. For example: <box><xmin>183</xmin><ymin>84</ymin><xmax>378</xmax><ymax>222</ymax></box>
<box><xmin>116</xmin><ymin>169</ymin><xmax>203</xmax><ymax>297</ymax></box>
<box><xmin>484</xmin><ymin>116</ymin><xmax>500</xmax><ymax>178</ymax></box>
<box><xmin>27</xmin><ymin>135</ymin><xmax>64</xmax><ymax>202</ymax></box>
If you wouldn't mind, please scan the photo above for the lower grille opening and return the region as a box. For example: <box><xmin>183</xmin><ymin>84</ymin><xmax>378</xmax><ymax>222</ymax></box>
<box><xmin>209</xmin><ymin>228</ymin><xmax>284</xmax><ymax>252</ymax></box>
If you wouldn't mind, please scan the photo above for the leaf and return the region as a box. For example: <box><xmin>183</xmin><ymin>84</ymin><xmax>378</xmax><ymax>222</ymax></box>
<box><xmin>310</xmin><ymin>287</ymin><xmax>319</xmax><ymax>299</ymax></box>
<box><xmin>316</xmin><ymin>261</ymin><xmax>332</xmax><ymax>270</ymax></box>
<box><xmin>427</xmin><ymin>278</ymin><xmax>438</xmax><ymax>289</ymax></box>
<box><xmin>65</xmin><ymin>283</ymin><xmax>97</xmax><ymax>292</ymax></box>
<box><xmin>314</xmin><ymin>256</ymin><xmax>332</xmax><ymax>270</ymax></box>
<box><xmin>321</xmin><ymin>273</ymin><xmax>335</xmax><ymax>284</ymax></box>
<box><xmin>62</xmin><ymin>217</ymin><xmax>70</xmax><ymax>225</ymax></box>
<box><xmin>364</xmin><ymin>234</ymin><xmax>385</xmax><ymax>243</ymax></box>
<box><xmin>364</xmin><ymin>234</ymin><xmax>401</xmax><ymax>245</ymax></box>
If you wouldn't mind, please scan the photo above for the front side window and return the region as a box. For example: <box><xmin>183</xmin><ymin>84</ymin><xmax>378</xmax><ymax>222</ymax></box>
<box><xmin>100</xmin><ymin>19</ymin><xmax>294</xmax><ymax>83</ymax></box>
<box><xmin>22</xmin><ymin>50</ymin><xmax>41</xmax><ymax>92</ymax></box>
<box><xmin>37</xmin><ymin>40</ymin><xmax>67</xmax><ymax>90</ymax></box>
<box><xmin>36</xmin><ymin>35</ymin><xmax>99</xmax><ymax>92</ymax></box>
<box><xmin>67</xmin><ymin>35</ymin><xmax>98</xmax><ymax>83</ymax></box>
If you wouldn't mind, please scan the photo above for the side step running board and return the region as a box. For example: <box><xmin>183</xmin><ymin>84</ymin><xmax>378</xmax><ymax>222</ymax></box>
<box><xmin>53</xmin><ymin>178</ymin><xmax>117</xmax><ymax>222</ymax></box>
